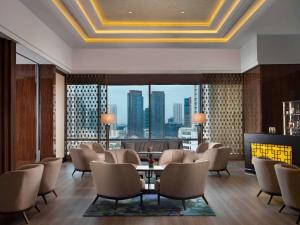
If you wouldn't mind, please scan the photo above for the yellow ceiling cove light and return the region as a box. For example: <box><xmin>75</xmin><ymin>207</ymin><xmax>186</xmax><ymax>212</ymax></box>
<box><xmin>90</xmin><ymin>0</ymin><xmax>225</xmax><ymax>27</ymax></box>
<box><xmin>52</xmin><ymin>0</ymin><xmax>265</xmax><ymax>43</ymax></box>
<box><xmin>75</xmin><ymin>0</ymin><xmax>240</xmax><ymax>34</ymax></box>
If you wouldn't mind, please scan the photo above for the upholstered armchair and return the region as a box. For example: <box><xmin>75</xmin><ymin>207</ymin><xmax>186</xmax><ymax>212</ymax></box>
<box><xmin>155</xmin><ymin>160</ymin><xmax>210</xmax><ymax>210</ymax></box>
<box><xmin>0</xmin><ymin>164</ymin><xmax>44</xmax><ymax>224</ymax></box>
<box><xmin>199</xmin><ymin>147</ymin><xmax>232</xmax><ymax>176</ymax></box>
<box><xmin>253</xmin><ymin>157</ymin><xmax>281</xmax><ymax>204</ymax></box>
<box><xmin>275</xmin><ymin>164</ymin><xmax>300</xmax><ymax>224</ymax></box>
<box><xmin>90</xmin><ymin>161</ymin><xmax>144</xmax><ymax>210</ymax></box>
<box><xmin>38</xmin><ymin>157</ymin><xmax>62</xmax><ymax>204</ymax></box>
<box><xmin>79</xmin><ymin>142</ymin><xmax>105</xmax><ymax>154</ymax></box>
<box><xmin>196</xmin><ymin>142</ymin><xmax>223</xmax><ymax>154</ymax></box>
<box><xmin>105</xmin><ymin>149</ymin><xmax>141</xmax><ymax>165</ymax></box>
<box><xmin>158</xmin><ymin>149</ymin><xmax>199</xmax><ymax>166</ymax></box>
<box><xmin>69</xmin><ymin>148</ymin><xmax>103</xmax><ymax>177</ymax></box>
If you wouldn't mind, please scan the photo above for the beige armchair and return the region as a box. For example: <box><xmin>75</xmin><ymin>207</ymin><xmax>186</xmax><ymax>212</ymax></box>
<box><xmin>90</xmin><ymin>161</ymin><xmax>144</xmax><ymax>210</ymax></box>
<box><xmin>155</xmin><ymin>160</ymin><xmax>210</xmax><ymax>210</ymax></box>
<box><xmin>275</xmin><ymin>164</ymin><xmax>300</xmax><ymax>224</ymax></box>
<box><xmin>105</xmin><ymin>149</ymin><xmax>141</xmax><ymax>165</ymax></box>
<box><xmin>38</xmin><ymin>157</ymin><xmax>62</xmax><ymax>204</ymax></box>
<box><xmin>79</xmin><ymin>142</ymin><xmax>105</xmax><ymax>154</ymax></box>
<box><xmin>199</xmin><ymin>147</ymin><xmax>232</xmax><ymax>176</ymax></box>
<box><xmin>158</xmin><ymin>149</ymin><xmax>199</xmax><ymax>166</ymax></box>
<box><xmin>69</xmin><ymin>148</ymin><xmax>103</xmax><ymax>177</ymax></box>
<box><xmin>196</xmin><ymin>142</ymin><xmax>223</xmax><ymax>154</ymax></box>
<box><xmin>0</xmin><ymin>164</ymin><xmax>44</xmax><ymax>224</ymax></box>
<box><xmin>253</xmin><ymin>157</ymin><xmax>281</xmax><ymax>204</ymax></box>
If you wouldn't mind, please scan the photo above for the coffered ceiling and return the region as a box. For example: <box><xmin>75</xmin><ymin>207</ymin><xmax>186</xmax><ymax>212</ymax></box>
<box><xmin>49</xmin><ymin>0</ymin><xmax>265</xmax><ymax>44</ymax></box>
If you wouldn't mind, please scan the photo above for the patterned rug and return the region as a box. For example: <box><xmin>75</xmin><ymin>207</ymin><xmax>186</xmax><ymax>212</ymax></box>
<box><xmin>84</xmin><ymin>194</ymin><xmax>216</xmax><ymax>217</ymax></box>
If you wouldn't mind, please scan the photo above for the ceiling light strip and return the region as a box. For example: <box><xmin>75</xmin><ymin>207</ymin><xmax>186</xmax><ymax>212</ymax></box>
<box><xmin>75</xmin><ymin>0</ymin><xmax>240</xmax><ymax>34</ymax></box>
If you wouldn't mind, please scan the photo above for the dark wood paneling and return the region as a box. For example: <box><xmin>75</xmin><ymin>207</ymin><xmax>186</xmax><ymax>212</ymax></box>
<box><xmin>243</xmin><ymin>66</ymin><xmax>262</xmax><ymax>133</ymax></box>
<box><xmin>0</xmin><ymin>39</ymin><xmax>16</xmax><ymax>173</ymax></box>
<box><xmin>40</xmin><ymin>65</ymin><xmax>55</xmax><ymax>159</ymax></box>
<box><xmin>15</xmin><ymin>65</ymin><xmax>36</xmax><ymax>167</ymax></box>
<box><xmin>261</xmin><ymin>64</ymin><xmax>300</xmax><ymax>134</ymax></box>
<box><xmin>66</xmin><ymin>74</ymin><xmax>242</xmax><ymax>85</ymax></box>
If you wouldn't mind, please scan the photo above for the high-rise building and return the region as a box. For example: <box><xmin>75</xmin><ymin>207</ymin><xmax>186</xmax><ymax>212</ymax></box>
<box><xmin>144</xmin><ymin>107</ymin><xmax>149</xmax><ymax>129</ymax></box>
<box><xmin>192</xmin><ymin>85</ymin><xmax>201</xmax><ymax>114</ymax></box>
<box><xmin>173</xmin><ymin>103</ymin><xmax>183</xmax><ymax>124</ymax></box>
<box><xmin>127</xmin><ymin>90</ymin><xmax>144</xmax><ymax>138</ymax></box>
<box><xmin>108</xmin><ymin>104</ymin><xmax>117</xmax><ymax>130</ymax></box>
<box><xmin>151</xmin><ymin>91</ymin><xmax>165</xmax><ymax>138</ymax></box>
<box><xmin>184</xmin><ymin>97</ymin><xmax>192</xmax><ymax>127</ymax></box>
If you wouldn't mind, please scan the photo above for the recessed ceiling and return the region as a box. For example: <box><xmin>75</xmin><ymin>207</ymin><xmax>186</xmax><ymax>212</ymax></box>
<box><xmin>51</xmin><ymin>0</ymin><xmax>265</xmax><ymax>43</ymax></box>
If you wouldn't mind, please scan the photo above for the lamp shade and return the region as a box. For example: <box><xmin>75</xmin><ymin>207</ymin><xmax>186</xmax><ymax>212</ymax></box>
<box><xmin>192</xmin><ymin>113</ymin><xmax>207</xmax><ymax>124</ymax></box>
<box><xmin>100</xmin><ymin>113</ymin><xmax>115</xmax><ymax>124</ymax></box>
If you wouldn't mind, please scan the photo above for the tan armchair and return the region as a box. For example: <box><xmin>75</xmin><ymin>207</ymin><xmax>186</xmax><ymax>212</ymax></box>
<box><xmin>90</xmin><ymin>161</ymin><xmax>144</xmax><ymax>210</ymax></box>
<box><xmin>253</xmin><ymin>157</ymin><xmax>281</xmax><ymax>204</ymax></box>
<box><xmin>275</xmin><ymin>164</ymin><xmax>300</xmax><ymax>224</ymax></box>
<box><xmin>69</xmin><ymin>148</ymin><xmax>103</xmax><ymax>177</ymax></box>
<box><xmin>155</xmin><ymin>160</ymin><xmax>210</xmax><ymax>210</ymax></box>
<box><xmin>105</xmin><ymin>149</ymin><xmax>141</xmax><ymax>165</ymax></box>
<box><xmin>38</xmin><ymin>157</ymin><xmax>62</xmax><ymax>204</ymax></box>
<box><xmin>79</xmin><ymin>142</ymin><xmax>105</xmax><ymax>154</ymax></box>
<box><xmin>200</xmin><ymin>147</ymin><xmax>232</xmax><ymax>176</ymax></box>
<box><xmin>0</xmin><ymin>164</ymin><xmax>44</xmax><ymax>224</ymax></box>
<box><xmin>158</xmin><ymin>149</ymin><xmax>199</xmax><ymax>166</ymax></box>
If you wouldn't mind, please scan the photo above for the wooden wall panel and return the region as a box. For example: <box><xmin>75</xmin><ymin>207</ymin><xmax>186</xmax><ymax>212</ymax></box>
<box><xmin>40</xmin><ymin>65</ymin><xmax>56</xmax><ymax>159</ymax></box>
<box><xmin>15</xmin><ymin>65</ymin><xmax>36</xmax><ymax>167</ymax></box>
<box><xmin>0</xmin><ymin>38</ymin><xmax>16</xmax><ymax>173</ymax></box>
<box><xmin>243</xmin><ymin>66</ymin><xmax>262</xmax><ymax>133</ymax></box>
<box><xmin>261</xmin><ymin>64</ymin><xmax>300</xmax><ymax>134</ymax></box>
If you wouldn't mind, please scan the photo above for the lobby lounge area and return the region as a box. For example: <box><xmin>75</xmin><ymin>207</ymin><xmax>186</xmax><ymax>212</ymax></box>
<box><xmin>1</xmin><ymin>0</ymin><xmax>300</xmax><ymax>225</ymax></box>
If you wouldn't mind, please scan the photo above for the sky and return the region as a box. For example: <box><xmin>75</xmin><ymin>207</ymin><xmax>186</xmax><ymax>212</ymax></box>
<box><xmin>108</xmin><ymin>85</ymin><xmax>194</xmax><ymax>124</ymax></box>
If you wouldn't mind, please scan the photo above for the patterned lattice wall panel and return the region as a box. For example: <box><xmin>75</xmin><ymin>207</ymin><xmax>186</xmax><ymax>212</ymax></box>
<box><xmin>99</xmin><ymin>85</ymin><xmax>107</xmax><ymax>147</ymax></box>
<box><xmin>251</xmin><ymin>143</ymin><xmax>292</xmax><ymax>165</ymax></box>
<box><xmin>202</xmin><ymin>80</ymin><xmax>243</xmax><ymax>159</ymax></box>
<box><xmin>66</xmin><ymin>85</ymin><xmax>99</xmax><ymax>140</ymax></box>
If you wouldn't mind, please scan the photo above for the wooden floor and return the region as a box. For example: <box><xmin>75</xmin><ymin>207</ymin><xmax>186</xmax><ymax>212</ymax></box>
<box><xmin>1</xmin><ymin>161</ymin><xmax>298</xmax><ymax>225</ymax></box>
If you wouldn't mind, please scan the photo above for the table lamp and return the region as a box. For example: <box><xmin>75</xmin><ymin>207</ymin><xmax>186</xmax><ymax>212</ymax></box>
<box><xmin>192</xmin><ymin>113</ymin><xmax>207</xmax><ymax>145</ymax></box>
<box><xmin>100</xmin><ymin>113</ymin><xmax>115</xmax><ymax>150</ymax></box>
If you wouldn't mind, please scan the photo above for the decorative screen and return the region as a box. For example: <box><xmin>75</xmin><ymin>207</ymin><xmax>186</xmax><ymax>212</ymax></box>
<box><xmin>251</xmin><ymin>143</ymin><xmax>292</xmax><ymax>164</ymax></box>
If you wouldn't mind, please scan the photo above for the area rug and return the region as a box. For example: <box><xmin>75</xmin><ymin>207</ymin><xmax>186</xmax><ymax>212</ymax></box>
<box><xmin>83</xmin><ymin>194</ymin><xmax>216</xmax><ymax>217</ymax></box>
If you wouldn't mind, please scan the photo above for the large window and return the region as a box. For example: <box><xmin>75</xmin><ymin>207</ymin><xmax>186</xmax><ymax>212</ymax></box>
<box><xmin>66</xmin><ymin>84</ymin><xmax>201</xmax><ymax>150</ymax></box>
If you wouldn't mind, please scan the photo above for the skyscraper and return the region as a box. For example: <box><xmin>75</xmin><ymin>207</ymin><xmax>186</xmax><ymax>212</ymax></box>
<box><xmin>108</xmin><ymin>104</ymin><xmax>117</xmax><ymax>130</ymax></box>
<box><xmin>192</xmin><ymin>85</ymin><xmax>201</xmax><ymax>114</ymax></box>
<box><xmin>173</xmin><ymin>103</ymin><xmax>183</xmax><ymax>124</ymax></box>
<box><xmin>184</xmin><ymin>97</ymin><xmax>192</xmax><ymax>127</ymax></box>
<box><xmin>127</xmin><ymin>90</ymin><xmax>144</xmax><ymax>138</ymax></box>
<box><xmin>144</xmin><ymin>107</ymin><xmax>149</xmax><ymax>129</ymax></box>
<box><xmin>151</xmin><ymin>91</ymin><xmax>165</xmax><ymax>138</ymax></box>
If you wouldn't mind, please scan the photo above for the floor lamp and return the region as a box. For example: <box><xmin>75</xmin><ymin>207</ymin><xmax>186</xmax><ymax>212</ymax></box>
<box><xmin>100</xmin><ymin>113</ymin><xmax>115</xmax><ymax>150</ymax></box>
<box><xmin>192</xmin><ymin>113</ymin><xmax>207</xmax><ymax>145</ymax></box>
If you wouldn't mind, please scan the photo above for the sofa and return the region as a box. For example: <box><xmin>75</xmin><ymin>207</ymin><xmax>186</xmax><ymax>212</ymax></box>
<box><xmin>121</xmin><ymin>140</ymin><xmax>183</xmax><ymax>160</ymax></box>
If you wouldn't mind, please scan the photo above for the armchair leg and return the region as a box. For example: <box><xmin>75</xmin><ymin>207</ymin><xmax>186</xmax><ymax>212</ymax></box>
<box><xmin>279</xmin><ymin>204</ymin><xmax>285</xmax><ymax>213</ymax></box>
<box><xmin>297</xmin><ymin>212</ymin><xmax>300</xmax><ymax>224</ymax></box>
<box><xmin>182</xmin><ymin>200</ymin><xmax>186</xmax><ymax>210</ymax></box>
<box><xmin>257</xmin><ymin>190</ymin><xmax>262</xmax><ymax>198</ymax></box>
<box><xmin>92</xmin><ymin>196</ymin><xmax>99</xmax><ymax>205</ymax></box>
<box><xmin>202</xmin><ymin>195</ymin><xmax>209</xmax><ymax>205</ymax></box>
<box><xmin>35</xmin><ymin>205</ymin><xmax>40</xmax><ymax>213</ymax></box>
<box><xmin>217</xmin><ymin>171</ymin><xmax>221</xmax><ymax>177</ymax></box>
<box><xmin>21</xmin><ymin>211</ymin><xmax>29</xmax><ymax>224</ymax></box>
<box><xmin>42</xmin><ymin>195</ymin><xmax>48</xmax><ymax>205</ymax></box>
<box><xmin>52</xmin><ymin>190</ymin><xmax>58</xmax><ymax>198</ymax></box>
<box><xmin>81</xmin><ymin>172</ymin><xmax>85</xmax><ymax>177</ymax></box>
<box><xmin>225</xmin><ymin>168</ymin><xmax>231</xmax><ymax>176</ymax></box>
<box><xmin>140</xmin><ymin>194</ymin><xmax>143</xmax><ymax>210</ymax></box>
<box><xmin>72</xmin><ymin>169</ymin><xmax>76</xmax><ymax>176</ymax></box>
<box><xmin>158</xmin><ymin>194</ymin><xmax>160</xmax><ymax>205</ymax></box>
<box><xmin>267</xmin><ymin>194</ymin><xmax>273</xmax><ymax>205</ymax></box>
<box><xmin>114</xmin><ymin>200</ymin><xmax>118</xmax><ymax>210</ymax></box>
